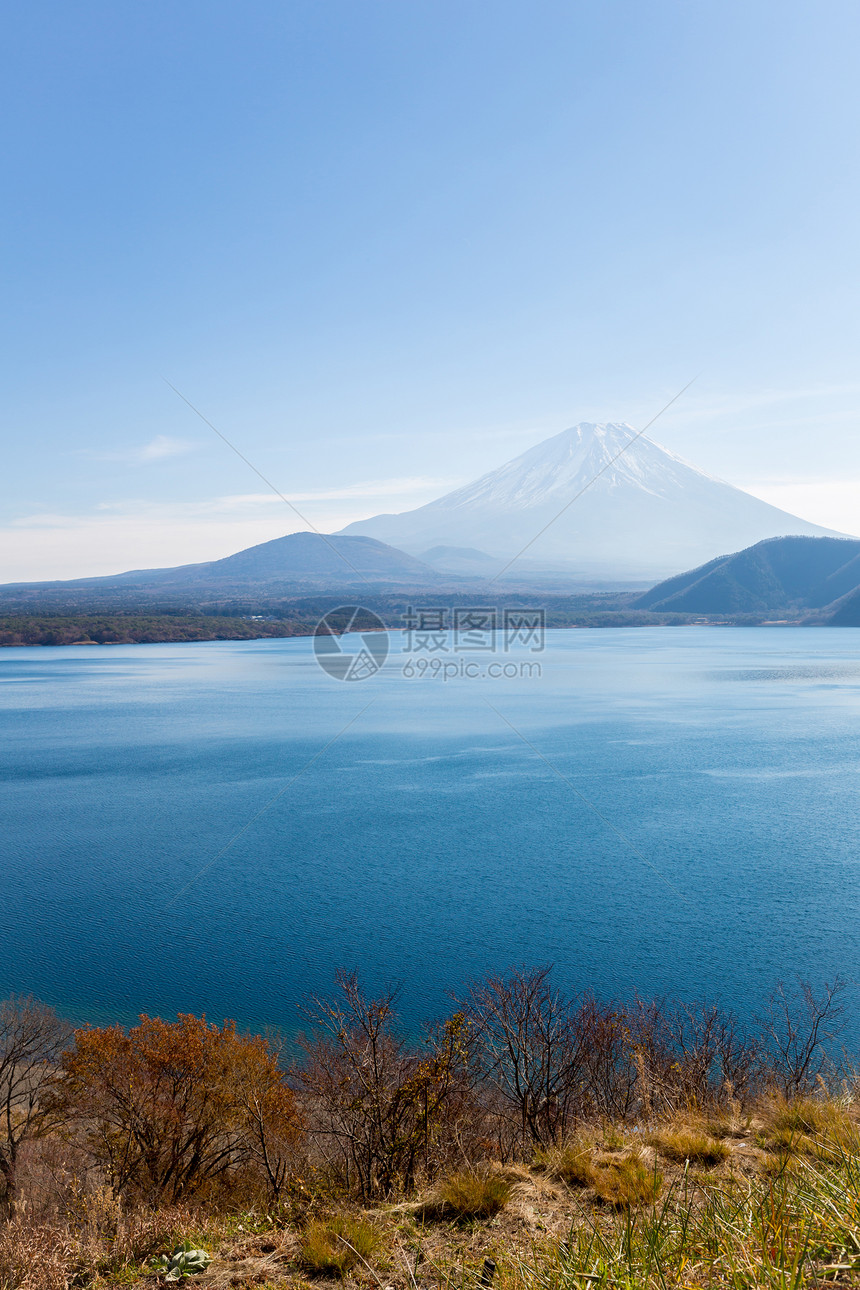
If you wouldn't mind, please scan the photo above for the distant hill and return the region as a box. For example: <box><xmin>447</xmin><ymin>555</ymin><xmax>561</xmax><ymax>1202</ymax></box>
<box><xmin>11</xmin><ymin>530</ymin><xmax>860</xmax><ymax>630</ymax></box>
<box><xmin>0</xmin><ymin>532</ymin><xmax>456</xmax><ymax>610</ymax></box>
<box><xmin>634</xmin><ymin>536</ymin><xmax>860</xmax><ymax>619</ymax></box>
<box><xmin>418</xmin><ymin>545</ymin><xmax>503</xmax><ymax>575</ymax></box>
<box><xmin>340</xmin><ymin>422</ymin><xmax>849</xmax><ymax>580</ymax></box>
<box><xmin>155</xmin><ymin>531</ymin><xmax>449</xmax><ymax>587</ymax></box>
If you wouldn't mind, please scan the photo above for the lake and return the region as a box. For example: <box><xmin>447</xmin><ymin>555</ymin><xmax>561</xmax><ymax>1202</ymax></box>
<box><xmin>2</xmin><ymin>626</ymin><xmax>860</xmax><ymax>1039</ymax></box>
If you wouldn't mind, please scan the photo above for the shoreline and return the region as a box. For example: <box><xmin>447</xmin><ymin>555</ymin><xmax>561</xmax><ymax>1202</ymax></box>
<box><xmin>0</xmin><ymin>617</ymin><xmax>822</xmax><ymax>647</ymax></box>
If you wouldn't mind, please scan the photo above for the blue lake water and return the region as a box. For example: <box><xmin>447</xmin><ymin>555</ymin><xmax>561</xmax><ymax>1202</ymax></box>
<box><xmin>2</xmin><ymin>626</ymin><xmax>860</xmax><ymax>1038</ymax></box>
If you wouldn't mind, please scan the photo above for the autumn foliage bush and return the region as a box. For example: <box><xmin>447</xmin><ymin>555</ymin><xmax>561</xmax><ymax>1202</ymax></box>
<box><xmin>48</xmin><ymin>1014</ymin><xmax>302</xmax><ymax>1204</ymax></box>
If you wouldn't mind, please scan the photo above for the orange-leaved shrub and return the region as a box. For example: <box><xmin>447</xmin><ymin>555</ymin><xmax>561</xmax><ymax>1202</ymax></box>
<box><xmin>50</xmin><ymin>1014</ymin><xmax>301</xmax><ymax>1204</ymax></box>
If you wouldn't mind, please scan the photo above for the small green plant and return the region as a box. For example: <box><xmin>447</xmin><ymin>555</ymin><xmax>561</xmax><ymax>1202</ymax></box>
<box><xmin>300</xmin><ymin>1215</ymin><xmax>379</xmax><ymax>1276</ymax></box>
<box><xmin>152</xmin><ymin>1239</ymin><xmax>211</xmax><ymax>1281</ymax></box>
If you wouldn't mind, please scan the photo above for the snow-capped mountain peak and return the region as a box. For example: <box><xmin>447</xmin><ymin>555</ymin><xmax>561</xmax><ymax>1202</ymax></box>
<box><xmin>438</xmin><ymin>422</ymin><xmax>714</xmax><ymax>510</ymax></box>
<box><xmin>339</xmin><ymin>421</ymin><xmax>849</xmax><ymax>581</ymax></box>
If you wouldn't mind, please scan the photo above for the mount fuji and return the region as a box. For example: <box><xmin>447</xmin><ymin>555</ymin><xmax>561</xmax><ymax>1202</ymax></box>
<box><xmin>339</xmin><ymin>423</ymin><xmax>850</xmax><ymax>582</ymax></box>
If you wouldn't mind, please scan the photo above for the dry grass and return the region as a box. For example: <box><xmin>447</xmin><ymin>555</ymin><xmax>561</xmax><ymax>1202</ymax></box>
<box><xmin>510</xmin><ymin>1148</ymin><xmax>860</xmax><ymax>1289</ymax></box>
<box><xmin>649</xmin><ymin>1123</ymin><xmax>730</xmax><ymax>1166</ymax></box>
<box><xmin>587</xmin><ymin>1152</ymin><xmax>663</xmax><ymax>1208</ymax></box>
<box><xmin>435</xmin><ymin>1169</ymin><xmax>513</xmax><ymax>1220</ymax></box>
<box><xmin>298</xmin><ymin>1214</ymin><xmax>379</xmax><ymax>1277</ymax></box>
<box><xmin>536</xmin><ymin>1134</ymin><xmax>661</xmax><ymax>1208</ymax></box>
<box><xmin>8</xmin><ymin>1097</ymin><xmax>860</xmax><ymax>1288</ymax></box>
<box><xmin>706</xmin><ymin>1107</ymin><xmax>750</xmax><ymax>1139</ymax></box>
<box><xmin>757</xmin><ymin>1094</ymin><xmax>860</xmax><ymax>1161</ymax></box>
<box><xmin>534</xmin><ymin>1136</ymin><xmax>596</xmax><ymax>1188</ymax></box>
<box><xmin>0</xmin><ymin>1197</ymin><xmax>195</xmax><ymax>1290</ymax></box>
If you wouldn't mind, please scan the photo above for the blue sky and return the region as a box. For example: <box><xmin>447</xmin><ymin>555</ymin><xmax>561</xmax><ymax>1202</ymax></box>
<box><xmin>3</xmin><ymin>0</ymin><xmax>860</xmax><ymax>579</ymax></box>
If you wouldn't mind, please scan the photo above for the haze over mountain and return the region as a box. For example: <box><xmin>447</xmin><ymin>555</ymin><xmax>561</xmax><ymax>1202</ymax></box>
<box><xmin>340</xmin><ymin>423</ymin><xmax>849</xmax><ymax>581</ymax></box>
<box><xmin>418</xmin><ymin>546</ymin><xmax>503</xmax><ymax>576</ymax></box>
<box><xmin>0</xmin><ymin>532</ymin><xmax>451</xmax><ymax>609</ymax></box>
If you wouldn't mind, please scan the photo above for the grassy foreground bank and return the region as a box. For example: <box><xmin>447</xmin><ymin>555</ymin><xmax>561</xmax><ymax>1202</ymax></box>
<box><xmin>5</xmin><ymin>1097</ymin><xmax>860</xmax><ymax>1289</ymax></box>
<box><xmin>1</xmin><ymin>970</ymin><xmax>856</xmax><ymax>1288</ymax></box>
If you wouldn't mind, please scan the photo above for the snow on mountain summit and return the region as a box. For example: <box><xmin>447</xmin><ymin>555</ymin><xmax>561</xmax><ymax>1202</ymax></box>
<box><xmin>339</xmin><ymin>421</ymin><xmax>849</xmax><ymax>581</ymax></box>
<box><xmin>437</xmin><ymin>422</ymin><xmax>716</xmax><ymax>510</ymax></box>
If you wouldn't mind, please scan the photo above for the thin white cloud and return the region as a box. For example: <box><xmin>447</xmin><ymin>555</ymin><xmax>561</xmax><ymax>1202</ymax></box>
<box><xmin>84</xmin><ymin>435</ymin><xmax>199</xmax><ymax>464</ymax></box>
<box><xmin>0</xmin><ymin>475</ymin><xmax>464</xmax><ymax>581</ymax></box>
<box><xmin>268</xmin><ymin>475</ymin><xmax>461</xmax><ymax>502</ymax></box>
<box><xmin>136</xmin><ymin>434</ymin><xmax>196</xmax><ymax>462</ymax></box>
<box><xmin>10</xmin><ymin>476</ymin><xmax>459</xmax><ymax>531</ymax></box>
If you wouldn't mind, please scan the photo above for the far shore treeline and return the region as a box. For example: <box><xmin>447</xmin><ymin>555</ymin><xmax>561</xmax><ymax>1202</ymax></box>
<box><xmin>0</xmin><ymin>600</ymin><xmax>758</xmax><ymax>647</ymax></box>
<box><xmin>0</xmin><ymin>613</ymin><xmax>313</xmax><ymax>647</ymax></box>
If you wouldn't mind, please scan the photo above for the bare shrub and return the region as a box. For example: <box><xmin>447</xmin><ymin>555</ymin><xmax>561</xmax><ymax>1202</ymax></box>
<box><xmin>296</xmin><ymin>972</ymin><xmax>474</xmax><ymax>1199</ymax></box>
<box><xmin>459</xmin><ymin>966</ymin><xmax>593</xmax><ymax>1149</ymax></box>
<box><xmin>460</xmin><ymin>969</ymin><xmax>766</xmax><ymax>1149</ymax></box>
<box><xmin>0</xmin><ymin>997</ymin><xmax>71</xmax><ymax>1218</ymax></box>
<box><xmin>758</xmin><ymin>977</ymin><xmax>848</xmax><ymax>1096</ymax></box>
<box><xmin>625</xmin><ymin>996</ymin><xmax>762</xmax><ymax>1116</ymax></box>
<box><xmin>575</xmin><ymin>994</ymin><xmax>637</xmax><ymax>1121</ymax></box>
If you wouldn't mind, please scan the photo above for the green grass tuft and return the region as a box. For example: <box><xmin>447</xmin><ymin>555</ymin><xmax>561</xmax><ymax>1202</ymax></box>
<box><xmin>588</xmin><ymin>1153</ymin><xmax>663</xmax><ymax>1208</ymax></box>
<box><xmin>299</xmin><ymin>1215</ymin><xmax>379</xmax><ymax>1277</ymax></box>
